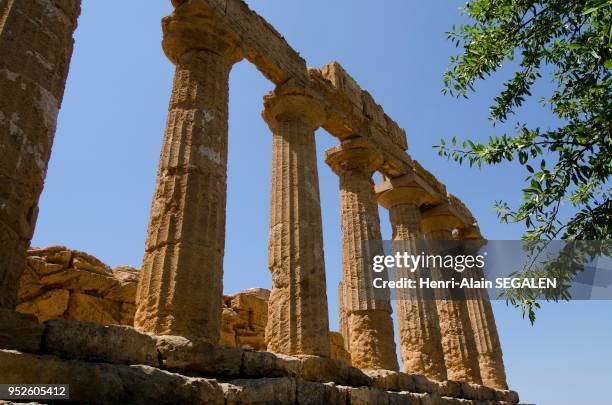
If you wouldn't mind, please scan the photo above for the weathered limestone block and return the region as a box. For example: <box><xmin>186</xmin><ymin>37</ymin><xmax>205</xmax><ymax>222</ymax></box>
<box><xmin>325</xmin><ymin>138</ymin><xmax>398</xmax><ymax>371</ymax></box>
<box><xmin>329</xmin><ymin>331</ymin><xmax>351</xmax><ymax>365</ymax></box>
<box><xmin>339</xmin><ymin>385</ymin><xmax>390</xmax><ymax>405</ymax></box>
<box><xmin>421</xmin><ymin>206</ymin><xmax>482</xmax><ymax>384</ymax></box>
<box><xmin>0</xmin><ymin>0</ymin><xmax>81</xmax><ymax>309</ymax></box>
<box><xmin>314</xmin><ymin>61</ymin><xmax>411</xmax><ymax>178</ymax></box>
<box><xmin>220</xmin><ymin>306</ymin><xmax>242</xmax><ymax>347</ymax></box>
<box><xmin>29</xmin><ymin>246</ymin><xmax>72</xmax><ymax>267</ymax></box>
<box><xmin>0</xmin><ymin>308</ymin><xmax>42</xmax><ymax>352</ymax></box>
<box><xmin>16</xmin><ymin>289</ymin><xmax>69</xmax><ymax>322</ymax></box>
<box><xmin>298</xmin><ymin>355</ymin><xmax>352</xmax><ymax>384</ymax></box>
<box><xmin>461</xmin><ymin>226</ymin><xmax>508</xmax><ymax>390</ymax></box>
<box><xmin>13</xmin><ymin>248</ymin><xmax>149</xmax><ymax>351</ymax></box>
<box><xmin>115</xmin><ymin>365</ymin><xmax>224</xmax><ymax>405</ymax></box>
<box><xmin>16</xmin><ymin>248</ymin><xmax>137</xmax><ymax>325</ymax></box>
<box><xmin>156</xmin><ymin>335</ymin><xmax>244</xmax><ymax>376</ymax></box>
<box><xmin>229</xmin><ymin>288</ymin><xmax>269</xmax><ymax>324</ymax></box>
<box><xmin>319</xmin><ymin>61</ymin><xmax>364</xmax><ymax>121</ymax></box>
<box><xmin>0</xmin><ymin>333</ymin><xmax>519</xmax><ymax>403</ymax></box>
<box><xmin>222</xmin><ymin>378</ymin><xmax>350</xmax><ymax>405</ymax></box>
<box><xmin>38</xmin><ymin>268</ymin><xmax>117</xmax><ymax>295</ymax></box>
<box><xmin>364</xmin><ymin>370</ymin><xmax>453</xmax><ymax>396</ymax></box>
<box><xmin>221</xmin><ymin>288</ymin><xmax>270</xmax><ymax>350</ymax></box>
<box><xmin>134</xmin><ymin>2</ymin><xmax>243</xmax><ymax>342</ymax></box>
<box><xmin>222</xmin><ymin>377</ymin><xmax>297</xmax><ymax>404</ymax></box>
<box><xmin>242</xmin><ymin>350</ymin><xmax>302</xmax><ymax>378</ymax></box>
<box><xmin>0</xmin><ymin>349</ymin><xmax>224</xmax><ymax>405</ymax></box>
<box><xmin>262</xmin><ymin>89</ymin><xmax>330</xmax><ymax>357</ymax></box>
<box><xmin>66</xmin><ymin>293</ymin><xmax>122</xmax><ymax>325</ymax></box>
<box><xmin>43</xmin><ymin>319</ymin><xmax>158</xmax><ymax>366</ymax></box>
<box><xmin>375</xmin><ymin>176</ymin><xmax>447</xmax><ymax>381</ymax></box>
<box><xmin>0</xmin><ymin>349</ymin><xmax>123</xmax><ymax>403</ymax></box>
<box><xmin>71</xmin><ymin>250</ymin><xmax>112</xmax><ymax>275</ymax></box>
<box><xmin>295</xmin><ymin>380</ymin><xmax>348</xmax><ymax>405</ymax></box>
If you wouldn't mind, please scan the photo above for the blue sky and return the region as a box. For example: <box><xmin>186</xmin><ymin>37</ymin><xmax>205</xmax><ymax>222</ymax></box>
<box><xmin>32</xmin><ymin>1</ymin><xmax>611</xmax><ymax>403</ymax></box>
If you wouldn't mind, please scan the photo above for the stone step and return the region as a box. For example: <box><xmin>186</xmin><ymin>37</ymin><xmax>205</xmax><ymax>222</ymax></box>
<box><xmin>0</xmin><ymin>350</ymin><xmax>517</xmax><ymax>405</ymax></box>
<box><xmin>0</xmin><ymin>311</ymin><xmax>519</xmax><ymax>404</ymax></box>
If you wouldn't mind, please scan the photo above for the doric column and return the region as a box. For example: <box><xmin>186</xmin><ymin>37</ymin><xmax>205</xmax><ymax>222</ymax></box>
<box><xmin>461</xmin><ymin>226</ymin><xmax>508</xmax><ymax>389</ymax></box>
<box><xmin>325</xmin><ymin>138</ymin><xmax>399</xmax><ymax>371</ymax></box>
<box><xmin>376</xmin><ymin>175</ymin><xmax>447</xmax><ymax>380</ymax></box>
<box><xmin>0</xmin><ymin>0</ymin><xmax>81</xmax><ymax>309</ymax></box>
<box><xmin>134</xmin><ymin>3</ymin><xmax>243</xmax><ymax>341</ymax></box>
<box><xmin>421</xmin><ymin>205</ymin><xmax>482</xmax><ymax>383</ymax></box>
<box><xmin>262</xmin><ymin>90</ymin><xmax>330</xmax><ymax>357</ymax></box>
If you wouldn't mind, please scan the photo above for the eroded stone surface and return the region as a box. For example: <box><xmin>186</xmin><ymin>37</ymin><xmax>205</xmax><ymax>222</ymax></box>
<box><xmin>16</xmin><ymin>247</ymin><xmax>137</xmax><ymax>325</ymax></box>
<box><xmin>0</xmin><ymin>328</ymin><xmax>519</xmax><ymax>404</ymax></box>
<box><xmin>43</xmin><ymin>319</ymin><xmax>158</xmax><ymax>366</ymax></box>
<box><xmin>134</xmin><ymin>4</ymin><xmax>244</xmax><ymax>341</ymax></box>
<box><xmin>460</xmin><ymin>227</ymin><xmax>508</xmax><ymax>390</ymax></box>
<box><xmin>329</xmin><ymin>331</ymin><xmax>351</xmax><ymax>365</ymax></box>
<box><xmin>325</xmin><ymin>138</ymin><xmax>398</xmax><ymax>371</ymax></box>
<box><xmin>376</xmin><ymin>179</ymin><xmax>447</xmax><ymax>381</ymax></box>
<box><xmin>0</xmin><ymin>0</ymin><xmax>81</xmax><ymax>309</ymax></box>
<box><xmin>0</xmin><ymin>308</ymin><xmax>42</xmax><ymax>353</ymax></box>
<box><xmin>421</xmin><ymin>208</ymin><xmax>482</xmax><ymax>385</ymax></box>
<box><xmin>0</xmin><ymin>349</ymin><xmax>224</xmax><ymax>405</ymax></box>
<box><xmin>220</xmin><ymin>288</ymin><xmax>269</xmax><ymax>350</ymax></box>
<box><xmin>263</xmin><ymin>90</ymin><xmax>331</xmax><ymax>358</ymax></box>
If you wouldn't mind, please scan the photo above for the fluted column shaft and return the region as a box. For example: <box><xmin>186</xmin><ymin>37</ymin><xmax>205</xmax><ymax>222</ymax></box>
<box><xmin>135</xmin><ymin>4</ymin><xmax>242</xmax><ymax>341</ymax></box>
<box><xmin>326</xmin><ymin>139</ymin><xmax>399</xmax><ymax>371</ymax></box>
<box><xmin>0</xmin><ymin>0</ymin><xmax>81</xmax><ymax>308</ymax></box>
<box><xmin>338</xmin><ymin>281</ymin><xmax>350</xmax><ymax>350</ymax></box>
<box><xmin>263</xmin><ymin>92</ymin><xmax>330</xmax><ymax>357</ymax></box>
<box><xmin>421</xmin><ymin>211</ymin><xmax>482</xmax><ymax>384</ymax></box>
<box><xmin>388</xmin><ymin>203</ymin><xmax>447</xmax><ymax>380</ymax></box>
<box><xmin>462</xmin><ymin>232</ymin><xmax>508</xmax><ymax>389</ymax></box>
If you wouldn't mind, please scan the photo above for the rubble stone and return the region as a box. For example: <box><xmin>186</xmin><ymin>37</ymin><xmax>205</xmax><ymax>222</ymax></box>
<box><xmin>16</xmin><ymin>249</ymin><xmax>135</xmax><ymax>326</ymax></box>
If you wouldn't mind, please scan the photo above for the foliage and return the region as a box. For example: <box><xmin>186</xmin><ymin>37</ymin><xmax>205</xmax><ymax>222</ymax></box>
<box><xmin>437</xmin><ymin>0</ymin><xmax>612</xmax><ymax>321</ymax></box>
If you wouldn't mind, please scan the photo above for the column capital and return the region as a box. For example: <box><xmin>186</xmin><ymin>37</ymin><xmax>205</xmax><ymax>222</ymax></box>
<box><xmin>325</xmin><ymin>138</ymin><xmax>383</xmax><ymax>176</ymax></box>
<box><xmin>162</xmin><ymin>1</ymin><xmax>243</xmax><ymax>65</ymax></box>
<box><xmin>262</xmin><ymin>91</ymin><xmax>326</xmax><ymax>130</ymax></box>
<box><xmin>375</xmin><ymin>172</ymin><xmax>443</xmax><ymax>209</ymax></box>
<box><xmin>420</xmin><ymin>204</ymin><xmax>464</xmax><ymax>234</ymax></box>
<box><xmin>458</xmin><ymin>224</ymin><xmax>483</xmax><ymax>240</ymax></box>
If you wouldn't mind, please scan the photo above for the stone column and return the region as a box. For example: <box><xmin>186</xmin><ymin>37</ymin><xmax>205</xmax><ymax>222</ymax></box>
<box><xmin>325</xmin><ymin>138</ymin><xmax>399</xmax><ymax>371</ymax></box>
<box><xmin>376</xmin><ymin>178</ymin><xmax>447</xmax><ymax>380</ymax></box>
<box><xmin>262</xmin><ymin>91</ymin><xmax>330</xmax><ymax>357</ymax></box>
<box><xmin>461</xmin><ymin>226</ymin><xmax>508</xmax><ymax>389</ymax></box>
<box><xmin>0</xmin><ymin>0</ymin><xmax>81</xmax><ymax>309</ymax></box>
<box><xmin>134</xmin><ymin>4</ymin><xmax>243</xmax><ymax>341</ymax></box>
<box><xmin>421</xmin><ymin>206</ymin><xmax>482</xmax><ymax>383</ymax></box>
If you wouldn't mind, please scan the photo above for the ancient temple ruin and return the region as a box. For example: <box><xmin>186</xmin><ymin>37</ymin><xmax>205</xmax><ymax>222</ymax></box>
<box><xmin>0</xmin><ymin>0</ymin><xmax>518</xmax><ymax>403</ymax></box>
